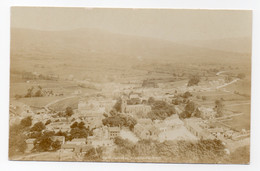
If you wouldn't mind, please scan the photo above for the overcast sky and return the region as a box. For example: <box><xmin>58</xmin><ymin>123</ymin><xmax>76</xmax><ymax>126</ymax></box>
<box><xmin>11</xmin><ymin>7</ymin><xmax>252</xmax><ymax>42</ymax></box>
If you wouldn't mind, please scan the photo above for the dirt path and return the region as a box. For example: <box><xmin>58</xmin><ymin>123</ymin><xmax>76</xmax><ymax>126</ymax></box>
<box><xmin>45</xmin><ymin>95</ymin><xmax>77</xmax><ymax>109</ymax></box>
<box><xmin>216</xmin><ymin>79</ymin><xmax>240</xmax><ymax>89</ymax></box>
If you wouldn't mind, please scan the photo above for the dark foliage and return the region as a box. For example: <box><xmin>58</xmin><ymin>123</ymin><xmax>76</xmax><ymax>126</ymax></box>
<box><xmin>20</xmin><ymin>116</ymin><xmax>32</xmax><ymax>128</ymax></box>
<box><xmin>147</xmin><ymin>100</ymin><xmax>176</xmax><ymax>120</ymax></box>
<box><xmin>9</xmin><ymin>124</ymin><xmax>27</xmax><ymax>157</ymax></box>
<box><xmin>187</xmin><ymin>75</ymin><xmax>200</xmax><ymax>87</ymax></box>
<box><xmin>30</xmin><ymin>122</ymin><xmax>46</xmax><ymax>132</ymax></box>
<box><xmin>102</xmin><ymin>114</ymin><xmax>137</xmax><ymax>130</ymax></box>
<box><xmin>65</xmin><ymin>106</ymin><xmax>74</xmax><ymax>117</ymax></box>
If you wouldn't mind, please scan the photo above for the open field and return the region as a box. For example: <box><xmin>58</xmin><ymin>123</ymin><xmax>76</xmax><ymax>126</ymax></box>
<box><xmin>14</xmin><ymin>96</ymin><xmax>63</xmax><ymax>108</ymax></box>
<box><xmin>220</xmin><ymin>79</ymin><xmax>251</xmax><ymax>96</ymax></box>
<box><xmin>194</xmin><ymin>90</ymin><xmax>249</xmax><ymax>102</ymax></box>
<box><xmin>48</xmin><ymin>96</ymin><xmax>81</xmax><ymax>111</ymax></box>
<box><xmin>223</xmin><ymin>104</ymin><xmax>251</xmax><ymax>131</ymax></box>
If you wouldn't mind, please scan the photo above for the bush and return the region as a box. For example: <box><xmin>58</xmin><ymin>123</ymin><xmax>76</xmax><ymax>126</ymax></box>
<box><xmin>182</xmin><ymin>91</ymin><xmax>192</xmax><ymax>98</ymax></box>
<box><xmin>9</xmin><ymin>124</ymin><xmax>27</xmax><ymax>157</ymax></box>
<box><xmin>30</xmin><ymin>122</ymin><xmax>46</xmax><ymax>132</ymax></box>
<box><xmin>45</xmin><ymin>119</ymin><xmax>51</xmax><ymax>125</ymax></box>
<box><xmin>20</xmin><ymin>116</ymin><xmax>32</xmax><ymax>128</ymax></box>
<box><xmin>237</xmin><ymin>73</ymin><xmax>246</xmax><ymax>79</ymax></box>
<box><xmin>187</xmin><ymin>75</ymin><xmax>200</xmax><ymax>87</ymax></box>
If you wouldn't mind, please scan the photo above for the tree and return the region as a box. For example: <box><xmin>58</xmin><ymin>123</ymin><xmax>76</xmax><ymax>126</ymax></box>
<box><xmin>34</xmin><ymin>134</ymin><xmax>53</xmax><ymax>152</ymax></box>
<box><xmin>182</xmin><ymin>91</ymin><xmax>192</xmax><ymax>98</ymax></box>
<box><xmin>214</xmin><ymin>99</ymin><xmax>224</xmax><ymax>117</ymax></box>
<box><xmin>102</xmin><ymin>115</ymin><xmax>125</xmax><ymax>127</ymax></box>
<box><xmin>20</xmin><ymin>116</ymin><xmax>32</xmax><ymax>128</ymax></box>
<box><xmin>78</xmin><ymin>121</ymin><xmax>86</xmax><ymax>129</ymax></box>
<box><xmin>69</xmin><ymin>127</ymin><xmax>88</xmax><ymax>139</ymax></box>
<box><xmin>45</xmin><ymin>119</ymin><xmax>51</xmax><ymax>125</ymax></box>
<box><xmin>52</xmin><ymin>140</ymin><xmax>61</xmax><ymax>151</ymax></box>
<box><xmin>9</xmin><ymin>124</ymin><xmax>27</xmax><ymax>157</ymax></box>
<box><xmin>185</xmin><ymin>101</ymin><xmax>196</xmax><ymax>114</ymax></box>
<box><xmin>30</xmin><ymin>122</ymin><xmax>46</xmax><ymax>132</ymax></box>
<box><xmin>113</xmin><ymin>98</ymin><xmax>122</xmax><ymax>112</ymax></box>
<box><xmin>102</xmin><ymin>114</ymin><xmax>137</xmax><ymax>130</ymax></box>
<box><xmin>202</xmin><ymin>96</ymin><xmax>207</xmax><ymax>101</ymax></box>
<box><xmin>25</xmin><ymin>86</ymin><xmax>34</xmax><ymax>98</ymax></box>
<box><xmin>33</xmin><ymin>132</ymin><xmax>61</xmax><ymax>152</ymax></box>
<box><xmin>65</xmin><ymin>107</ymin><xmax>74</xmax><ymax>117</ymax></box>
<box><xmin>55</xmin><ymin>131</ymin><xmax>69</xmax><ymax>141</ymax></box>
<box><xmin>70</xmin><ymin>122</ymin><xmax>78</xmax><ymax>128</ymax></box>
<box><xmin>28</xmin><ymin>131</ymin><xmax>42</xmax><ymax>138</ymax></box>
<box><xmin>179</xmin><ymin>111</ymin><xmax>191</xmax><ymax>119</ymax></box>
<box><xmin>84</xmin><ymin>147</ymin><xmax>103</xmax><ymax>161</ymax></box>
<box><xmin>34</xmin><ymin>89</ymin><xmax>42</xmax><ymax>97</ymax></box>
<box><xmin>187</xmin><ymin>75</ymin><xmax>200</xmax><ymax>87</ymax></box>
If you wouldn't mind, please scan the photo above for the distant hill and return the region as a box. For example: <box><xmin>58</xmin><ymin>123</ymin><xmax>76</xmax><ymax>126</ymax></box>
<box><xmin>10</xmin><ymin>28</ymin><xmax>251</xmax><ymax>73</ymax></box>
<box><xmin>182</xmin><ymin>37</ymin><xmax>252</xmax><ymax>54</ymax></box>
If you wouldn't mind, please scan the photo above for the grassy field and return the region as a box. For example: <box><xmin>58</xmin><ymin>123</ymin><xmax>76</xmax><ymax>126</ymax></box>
<box><xmin>48</xmin><ymin>96</ymin><xmax>80</xmax><ymax>111</ymax></box>
<box><xmin>221</xmin><ymin>79</ymin><xmax>251</xmax><ymax>96</ymax></box>
<box><xmin>193</xmin><ymin>89</ymin><xmax>251</xmax><ymax>131</ymax></box>
<box><xmin>14</xmin><ymin>96</ymin><xmax>63</xmax><ymax>108</ymax></box>
<box><xmin>223</xmin><ymin>104</ymin><xmax>251</xmax><ymax>131</ymax></box>
<box><xmin>10</xmin><ymin>79</ymin><xmax>77</xmax><ymax>97</ymax></box>
<box><xmin>194</xmin><ymin>90</ymin><xmax>249</xmax><ymax>102</ymax></box>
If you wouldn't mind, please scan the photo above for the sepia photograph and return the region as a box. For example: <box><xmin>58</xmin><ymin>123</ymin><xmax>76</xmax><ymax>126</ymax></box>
<box><xmin>9</xmin><ymin>7</ymin><xmax>252</xmax><ymax>164</ymax></box>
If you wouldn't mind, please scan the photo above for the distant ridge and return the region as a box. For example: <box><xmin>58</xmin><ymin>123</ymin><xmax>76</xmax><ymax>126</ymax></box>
<box><xmin>11</xmin><ymin>28</ymin><xmax>251</xmax><ymax>65</ymax></box>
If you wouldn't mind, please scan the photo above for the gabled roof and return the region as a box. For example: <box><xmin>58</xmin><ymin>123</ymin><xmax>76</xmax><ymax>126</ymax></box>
<box><xmin>108</xmin><ymin>127</ymin><xmax>120</xmax><ymax>132</ymax></box>
<box><xmin>71</xmin><ymin>138</ymin><xmax>86</xmax><ymax>142</ymax></box>
<box><xmin>61</xmin><ymin>144</ymin><xmax>76</xmax><ymax>149</ymax></box>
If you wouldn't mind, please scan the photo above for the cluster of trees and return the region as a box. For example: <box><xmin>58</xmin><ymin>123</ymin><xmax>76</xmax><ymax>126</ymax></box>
<box><xmin>182</xmin><ymin>91</ymin><xmax>192</xmax><ymax>98</ymax></box>
<box><xmin>147</xmin><ymin>97</ymin><xmax>176</xmax><ymax>120</ymax></box>
<box><xmin>24</xmin><ymin>121</ymin><xmax>60</xmax><ymax>152</ymax></box>
<box><xmin>33</xmin><ymin>131</ymin><xmax>61</xmax><ymax>152</ymax></box>
<box><xmin>84</xmin><ymin>147</ymin><xmax>104</xmax><ymax>161</ymax></box>
<box><xmin>15</xmin><ymin>86</ymin><xmax>44</xmax><ymax>99</ymax></box>
<box><xmin>196</xmin><ymin>95</ymin><xmax>207</xmax><ymax>101</ymax></box>
<box><xmin>187</xmin><ymin>75</ymin><xmax>200</xmax><ymax>87</ymax></box>
<box><xmin>25</xmin><ymin>86</ymin><xmax>44</xmax><ymax>98</ymax></box>
<box><xmin>21</xmin><ymin>71</ymin><xmax>59</xmax><ymax>81</ymax></box>
<box><xmin>9</xmin><ymin>117</ymin><xmax>32</xmax><ymax>157</ymax></box>
<box><xmin>113</xmin><ymin>137</ymin><xmax>227</xmax><ymax>163</ymax></box>
<box><xmin>30</xmin><ymin>121</ymin><xmax>46</xmax><ymax>132</ymax></box>
<box><xmin>172</xmin><ymin>91</ymin><xmax>194</xmax><ymax>105</ymax></box>
<box><xmin>29</xmin><ymin>121</ymin><xmax>90</xmax><ymax>152</ymax></box>
<box><xmin>179</xmin><ymin>101</ymin><xmax>201</xmax><ymax>119</ymax></box>
<box><xmin>102</xmin><ymin>111</ymin><xmax>137</xmax><ymax>130</ymax></box>
<box><xmin>55</xmin><ymin>107</ymin><xmax>74</xmax><ymax>119</ymax></box>
<box><xmin>69</xmin><ymin>121</ymin><xmax>89</xmax><ymax>140</ymax></box>
<box><xmin>113</xmin><ymin>98</ymin><xmax>122</xmax><ymax>113</ymax></box>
